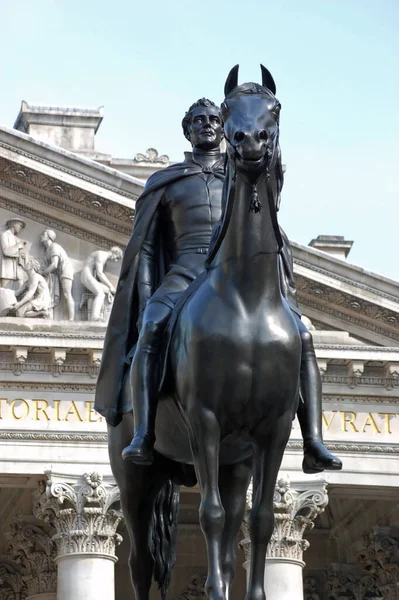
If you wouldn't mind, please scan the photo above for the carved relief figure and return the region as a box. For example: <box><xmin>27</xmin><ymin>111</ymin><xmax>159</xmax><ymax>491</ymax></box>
<box><xmin>80</xmin><ymin>247</ymin><xmax>123</xmax><ymax>321</ymax></box>
<box><xmin>40</xmin><ymin>229</ymin><xmax>75</xmax><ymax>321</ymax></box>
<box><xmin>13</xmin><ymin>259</ymin><xmax>51</xmax><ymax>318</ymax></box>
<box><xmin>0</xmin><ymin>218</ymin><xmax>30</xmax><ymax>289</ymax></box>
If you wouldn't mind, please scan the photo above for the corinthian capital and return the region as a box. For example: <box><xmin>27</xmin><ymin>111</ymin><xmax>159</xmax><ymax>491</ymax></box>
<box><xmin>240</xmin><ymin>476</ymin><xmax>328</xmax><ymax>563</ymax></box>
<box><xmin>33</xmin><ymin>472</ymin><xmax>122</xmax><ymax>559</ymax></box>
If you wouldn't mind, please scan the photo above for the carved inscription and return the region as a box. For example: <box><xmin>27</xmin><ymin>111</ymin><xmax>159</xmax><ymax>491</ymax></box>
<box><xmin>291</xmin><ymin>410</ymin><xmax>398</xmax><ymax>437</ymax></box>
<box><xmin>0</xmin><ymin>397</ymin><xmax>102</xmax><ymax>422</ymax></box>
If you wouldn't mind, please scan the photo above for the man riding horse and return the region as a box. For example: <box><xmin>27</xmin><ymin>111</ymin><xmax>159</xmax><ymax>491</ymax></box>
<box><xmin>95</xmin><ymin>98</ymin><xmax>341</xmax><ymax>475</ymax></box>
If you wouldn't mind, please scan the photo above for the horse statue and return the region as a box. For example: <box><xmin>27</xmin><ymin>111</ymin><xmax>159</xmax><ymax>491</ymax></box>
<box><xmin>108</xmin><ymin>65</ymin><xmax>302</xmax><ymax>600</ymax></box>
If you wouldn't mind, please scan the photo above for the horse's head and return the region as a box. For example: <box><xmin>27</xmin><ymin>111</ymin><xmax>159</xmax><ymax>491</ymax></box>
<box><xmin>221</xmin><ymin>65</ymin><xmax>280</xmax><ymax>178</ymax></box>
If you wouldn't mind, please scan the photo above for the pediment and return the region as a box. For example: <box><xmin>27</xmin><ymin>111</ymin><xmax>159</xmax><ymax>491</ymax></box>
<box><xmin>292</xmin><ymin>241</ymin><xmax>399</xmax><ymax>346</ymax></box>
<box><xmin>1</xmin><ymin>123</ymin><xmax>398</xmax><ymax>345</ymax></box>
<box><xmin>0</xmin><ymin>125</ymin><xmax>144</xmax><ymax>248</ymax></box>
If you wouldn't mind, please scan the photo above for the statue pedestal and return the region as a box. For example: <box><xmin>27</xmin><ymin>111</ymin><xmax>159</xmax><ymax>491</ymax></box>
<box><xmin>243</xmin><ymin>557</ymin><xmax>305</xmax><ymax>600</ymax></box>
<box><xmin>56</xmin><ymin>554</ymin><xmax>116</xmax><ymax>600</ymax></box>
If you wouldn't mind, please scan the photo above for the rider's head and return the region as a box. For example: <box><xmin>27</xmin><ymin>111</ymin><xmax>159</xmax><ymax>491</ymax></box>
<box><xmin>182</xmin><ymin>98</ymin><xmax>223</xmax><ymax>151</ymax></box>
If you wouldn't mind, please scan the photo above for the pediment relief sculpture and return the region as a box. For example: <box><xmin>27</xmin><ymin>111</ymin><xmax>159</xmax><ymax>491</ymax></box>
<box><xmin>40</xmin><ymin>228</ymin><xmax>75</xmax><ymax>321</ymax></box>
<box><xmin>80</xmin><ymin>247</ymin><xmax>123</xmax><ymax>321</ymax></box>
<box><xmin>0</xmin><ymin>217</ymin><xmax>30</xmax><ymax>290</ymax></box>
<box><xmin>0</xmin><ymin>215</ymin><xmax>123</xmax><ymax>322</ymax></box>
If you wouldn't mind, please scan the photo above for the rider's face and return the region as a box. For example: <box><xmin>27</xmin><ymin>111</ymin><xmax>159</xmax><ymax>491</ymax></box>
<box><xmin>187</xmin><ymin>106</ymin><xmax>223</xmax><ymax>151</ymax></box>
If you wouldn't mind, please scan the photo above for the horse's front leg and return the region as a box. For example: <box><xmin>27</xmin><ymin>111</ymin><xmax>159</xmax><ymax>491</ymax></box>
<box><xmin>187</xmin><ymin>406</ymin><xmax>226</xmax><ymax>600</ymax></box>
<box><xmin>246</xmin><ymin>414</ymin><xmax>293</xmax><ymax>600</ymax></box>
<box><xmin>219</xmin><ymin>457</ymin><xmax>252</xmax><ymax>600</ymax></box>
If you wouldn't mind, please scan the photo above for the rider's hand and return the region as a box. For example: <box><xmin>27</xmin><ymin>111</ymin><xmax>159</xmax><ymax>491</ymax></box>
<box><xmin>109</xmin><ymin>285</ymin><xmax>116</xmax><ymax>295</ymax></box>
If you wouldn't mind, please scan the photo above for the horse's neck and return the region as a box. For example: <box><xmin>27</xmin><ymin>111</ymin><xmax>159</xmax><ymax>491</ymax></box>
<box><xmin>210</xmin><ymin>173</ymin><xmax>281</xmax><ymax>307</ymax></box>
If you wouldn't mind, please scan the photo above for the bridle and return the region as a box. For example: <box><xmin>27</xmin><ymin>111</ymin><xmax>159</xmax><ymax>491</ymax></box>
<box><xmin>223</xmin><ymin>133</ymin><xmax>283</xmax><ymax>252</ymax></box>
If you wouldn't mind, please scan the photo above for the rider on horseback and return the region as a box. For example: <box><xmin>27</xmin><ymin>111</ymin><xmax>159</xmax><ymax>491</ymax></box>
<box><xmin>95</xmin><ymin>98</ymin><xmax>342</xmax><ymax>475</ymax></box>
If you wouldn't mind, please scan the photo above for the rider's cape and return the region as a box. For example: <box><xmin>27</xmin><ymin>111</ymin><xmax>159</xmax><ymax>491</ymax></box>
<box><xmin>94</xmin><ymin>158</ymin><xmax>226</xmax><ymax>427</ymax></box>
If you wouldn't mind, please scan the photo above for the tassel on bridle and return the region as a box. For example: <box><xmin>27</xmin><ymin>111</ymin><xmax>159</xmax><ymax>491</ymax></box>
<box><xmin>249</xmin><ymin>184</ymin><xmax>262</xmax><ymax>213</ymax></box>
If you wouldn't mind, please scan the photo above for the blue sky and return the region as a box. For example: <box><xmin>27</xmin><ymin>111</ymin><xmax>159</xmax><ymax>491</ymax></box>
<box><xmin>1</xmin><ymin>0</ymin><xmax>398</xmax><ymax>279</ymax></box>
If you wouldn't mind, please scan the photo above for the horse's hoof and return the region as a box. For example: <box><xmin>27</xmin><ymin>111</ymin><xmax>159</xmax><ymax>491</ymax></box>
<box><xmin>302</xmin><ymin>441</ymin><xmax>343</xmax><ymax>474</ymax></box>
<box><xmin>121</xmin><ymin>438</ymin><xmax>154</xmax><ymax>465</ymax></box>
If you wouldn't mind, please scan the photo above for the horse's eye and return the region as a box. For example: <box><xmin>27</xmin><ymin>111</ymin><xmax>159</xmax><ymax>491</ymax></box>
<box><xmin>259</xmin><ymin>130</ymin><xmax>268</xmax><ymax>140</ymax></box>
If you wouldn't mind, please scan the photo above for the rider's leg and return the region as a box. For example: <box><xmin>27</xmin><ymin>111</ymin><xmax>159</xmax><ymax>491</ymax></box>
<box><xmin>295</xmin><ymin>315</ymin><xmax>342</xmax><ymax>474</ymax></box>
<box><xmin>122</xmin><ymin>300</ymin><xmax>172</xmax><ymax>464</ymax></box>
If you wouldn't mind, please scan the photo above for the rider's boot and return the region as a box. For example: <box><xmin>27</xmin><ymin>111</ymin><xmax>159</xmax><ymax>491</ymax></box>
<box><xmin>121</xmin><ymin>347</ymin><xmax>158</xmax><ymax>464</ymax></box>
<box><xmin>297</xmin><ymin>328</ymin><xmax>343</xmax><ymax>474</ymax></box>
<box><xmin>121</xmin><ymin>315</ymin><xmax>163</xmax><ymax>464</ymax></box>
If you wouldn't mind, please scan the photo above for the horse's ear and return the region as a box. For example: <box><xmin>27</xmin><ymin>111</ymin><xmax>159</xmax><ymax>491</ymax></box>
<box><xmin>224</xmin><ymin>64</ymin><xmax>239</xmax><ymax>97</ymax></box>
<box><xmin>260</xmin><ymin>64</ymin><xmax>276</xmax><ymax>95</ymax></box>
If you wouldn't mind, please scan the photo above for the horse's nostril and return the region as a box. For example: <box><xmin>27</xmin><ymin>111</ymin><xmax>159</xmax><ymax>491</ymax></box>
<box><xmin>259</xmin><ymin>130</ymin><xmax>268</xmax><ymax>141</ymax></box>
<box><xmin>234</xmin><ymin>131</ymin><xmax>245</xmax><ymax>144</ymax></box>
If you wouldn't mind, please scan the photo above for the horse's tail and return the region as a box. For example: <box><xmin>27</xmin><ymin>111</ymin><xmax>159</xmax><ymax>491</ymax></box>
<box><xmin>150</xmin><ymin>478</ymin><xmax>180</xmax><ymax>600</ymax></box>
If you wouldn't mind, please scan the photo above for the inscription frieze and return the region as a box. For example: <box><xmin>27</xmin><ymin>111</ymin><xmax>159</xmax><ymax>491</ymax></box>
<box><xmin>0</xmin><ymin>397</ymin><xmax>103</xmax><ymax>424</ymax></box>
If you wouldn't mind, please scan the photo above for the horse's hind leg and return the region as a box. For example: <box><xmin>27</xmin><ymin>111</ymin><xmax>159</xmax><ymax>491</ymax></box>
<box><xmin>219</xmin><ymin>457</ymin><xmax>252</xmax><ymax>600</ymax></box>
<box><xmin>108</xmin><ymin>413</ymin><xmax>166</xmax><ymax>600</ymax></box>
<box><xmin>246</xmin><ymin>414</ymin><xmax>293</xmax><ymax>600</ymax></box>
<box><xmin>187</xmin><ymin>407</ymin><xmax>226</xmax><ymax>600</ymax></box>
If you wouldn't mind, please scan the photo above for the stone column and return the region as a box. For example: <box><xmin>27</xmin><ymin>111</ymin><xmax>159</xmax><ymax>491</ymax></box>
<box><xmin>33</xmin><ymin>472</ymin><xmax>122</xmax><ymax>600</ymax></box>
<box><xmin>240</xmin><ymin>477</ymin><xmax>328</xmax><ymax>600</ymax></box>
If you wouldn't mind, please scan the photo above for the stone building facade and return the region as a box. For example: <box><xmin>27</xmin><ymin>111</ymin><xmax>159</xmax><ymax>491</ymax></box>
<box><xmin>0</xmin><ymin>102</ymin><xmax>398</xmax><ymax>600</ymax></box>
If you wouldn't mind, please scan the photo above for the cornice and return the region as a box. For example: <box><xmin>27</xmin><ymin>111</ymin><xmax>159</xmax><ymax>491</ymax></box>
<box><xmin>292</xmin><ymin>241</ymin><xmax>399</xmax><ymax>302</ymax></box>
<box><xmin>0</xmin><ymin>432</ymin><xmax>396</xmax><ymax>455</ymax></box>
<box><xmin>315</xmin><ymin>345</ymin><xmax>399</xmax><ymax>352</ymax></box>
<box><xmin>0</xmin><ymin>156</ymin><xmax>134</xmax><ymax>239</ymax></box>
<box><xmin>0</xmin><ymin>362</ymin><xmax>99</xmax><ymax>378</ymax></box>
<box><xmin>298</xmin><ymin>286</ymin><xmax>399</xmax><ymax>344</ymax></box>
<box><xmin>0</xmin><ymin>126</ymin><xmax>144</xmax><ymax>199</ymax></box>
<box><xmin>0</xmin><ymin>431</ymin><xmax>107</xmax><ymax>443</ymax></box>
<box><xmin>322</xmin><ymin>394</ymin><xmax>399</xmax><ymax>405</ymax></box>
<box><xmin>321</xmin><ymin>374</ymin><xmax>399</xmax><ymax>390</ymax></box>
<box><xmin>0</xmin><ymin>194</ymin><xmax>119</xmax><ymax>248</ymax></box>
<box><xmin>0</xmin><ymin>381</ymin><xmax>96</xmax><ymax>392</ymax></box>
<box><xmin>294</xmin><ymin>258</ymin><xmax>399</xmax><ymax>306</ymax></box>
<box><xmin>287</xmin><ymin>441</ymin><xmax>399</xmax><ymax>454</ymax></box>
<box><xmin>0</xmin><ymin>328</ymin><xmax>105</xmax><ymax>340</ymax></box>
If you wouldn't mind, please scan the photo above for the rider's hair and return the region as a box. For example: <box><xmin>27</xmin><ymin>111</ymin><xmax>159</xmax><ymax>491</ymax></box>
<box><xmin>181</xmin><ymin>98</ymin><xmax>220</xmax><ymax>141</ymax></box>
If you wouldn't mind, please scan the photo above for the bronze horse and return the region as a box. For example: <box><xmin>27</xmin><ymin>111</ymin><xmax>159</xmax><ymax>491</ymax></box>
<box><xmin>108</xmin><ymin>65</ymin><xmax>301</xmax><ymax>600</ymax></box>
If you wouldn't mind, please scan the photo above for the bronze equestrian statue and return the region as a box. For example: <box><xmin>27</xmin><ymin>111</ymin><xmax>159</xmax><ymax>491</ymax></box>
<box><xmin>95</xmin><ymin>66</ymin><xmax>342</xmax><ymax>600</ymax></box>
